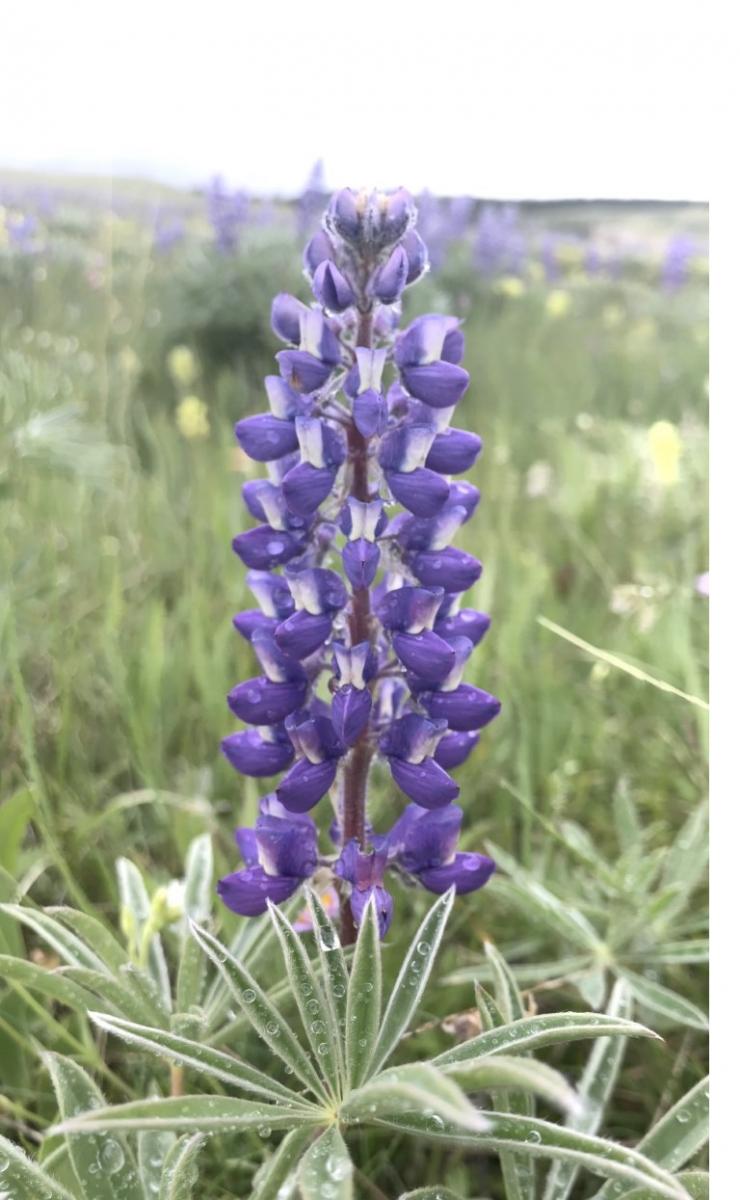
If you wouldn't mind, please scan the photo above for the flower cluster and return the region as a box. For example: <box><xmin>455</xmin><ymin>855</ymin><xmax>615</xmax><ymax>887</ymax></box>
<box><xmin>217</xmin><ymin>187</ymin><xmax>500</xmax><ymax>939</ymax></box>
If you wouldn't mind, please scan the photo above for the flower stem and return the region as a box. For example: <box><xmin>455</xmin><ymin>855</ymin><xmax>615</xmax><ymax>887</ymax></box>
<box><xmin>340</xmin><ymin>305</ymin><xmax>375</xmax><ymax>946</ymax></box>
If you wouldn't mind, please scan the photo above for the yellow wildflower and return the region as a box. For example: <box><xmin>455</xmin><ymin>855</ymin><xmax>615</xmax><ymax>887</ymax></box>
<box><xmin>545</xmin><ymin>290</ymin><xmax>572</xmax><ymax>318</ymax></box>
<box><xmin>167</xmin><ymin>344</ymin><xmax>199</xmax><ymax>388</ymax></box>
<box><xmin>176</xmin><ymin>395</ymin><xmax>210</xmax><ymax>440</ymax></box>
<box><xmin>498</xmin><ymin>276</ymin><xmax>525</xmax><ymax>298</ymax></box>
<box><xmin>118</xmin><ymin>346</ymin><xmax>140</xmax><ymax>376</ymax></box>
<box><xmin>647</xmin><ymin>420</ymin><xmax>682</xmax><ymax>485</ymax></box>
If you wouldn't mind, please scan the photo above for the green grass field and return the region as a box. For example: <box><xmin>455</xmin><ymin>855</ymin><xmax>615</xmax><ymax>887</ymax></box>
<box><xmin>0</xmin><ymin>181</ymin><xmax>708</xmax><ymax>1197</ymax></box>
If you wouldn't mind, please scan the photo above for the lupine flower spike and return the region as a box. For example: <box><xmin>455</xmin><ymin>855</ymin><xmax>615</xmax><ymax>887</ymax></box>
<box><xmin>217</xmin><ymin>187</ymin><xmax>500</xmax><ymax>942</ymax></box>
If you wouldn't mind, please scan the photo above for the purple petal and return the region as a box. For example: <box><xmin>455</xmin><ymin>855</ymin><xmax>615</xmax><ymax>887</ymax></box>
<box><xmin>221</xmin><ymin>730</ymin><xmax>295</xmax><ymax>777</ymax></box>
<box><xmin>401</xmin><ymin>362</ymin><xmax>470</xmax><ymax>408</ymax></box>
<box><xmin>275</xmin><ymin>610</ymin><xmax>333</xmax><ymax>659</ymax></box>
<box><xmin>232</xmin><ymin>610</ymin><xmax>279</xmax><ymax>642</ymax></box>
<box><xmin>389</xmin><ymin>757</ymin><xmax>460</xmax><ymax>808</ymax></box>
<box><xmin>343</xmin><ymin>539</ymin><xmax>380</xmax><ymax>588</ymax></box>
<box><xmin>434</xmin><ymin>731</ymin><xmax>480</xmax><ymax>770</ymax></box>
<box><xmin>386</xmin><ymin>468</ymin><xmax>450</xmax><ymax>517</ymax></box>
<box><xmin>411</xmin><ymin>547</ymin><xmax>482</xmax><ymax>592</ymax></box>
<box><xmin>372</xmin><ymin>245</ymin><xmax>409</xmax><ymax>304</ymax></box>
<box><xmin>247</xmin><ymin>570</ymin><xmax>295</xmax><ymax>619</ymax></box>
<box><xmin>328</xmin><ymin>189</ymin><xmax>362</xmax><ymax>242</ymax></box>
<box><xmin>332</xmin><ymin>685</ymin><xmax>372</xmax><ymax>746</ymax></box>
<box><xmin>217</xmin><ymin>867</ymin><xmax>300</xmax><ymax>916</ymax></box>
<box><xmin>232</xmin><ymin>526</ymin><xmax>301</xmax><ymax>570</ymax></box>
<box><xmin>303</xmin><ymin>231</ymin><xmax>335</xmax><ymax>275</ymax></box>
<box><xmin>375</xmin><ymin>585</ymin><xmax>445</xmax><ymax>633</ymax></box>
<box><xmin>418</xmin><ymin>852</ymin><xmax>495</xmax><ymax>895</ymax></box>
<box><xmin>392</xmin><ymin>630</ymin><xmax>456</xmax><ymax>683</ymax></box>
<box><xmin>276</xmin><ymin>758</ymin><xmax>338</xmax><ymax>812</ymax></box>
<box><xmin>277</xmin><ymin>349</ymin><xmax>334</xmax><ymax>393</ymax></box>
<box><xmin>234</xmin><ymin>826</ymin><xmax>259</xmax><ymax>867</ymax></box>
<box><xmin>353</xmin><ymin>389</ymin><xmax>388</xmax><ymax>438</ymax></box>
<box><xmin>312</xmin><ymin>260</ymin><xmax>355</xmax><ymax>311</ymax></box>
<box><xmin>435</xmin><ymin>609</ymin><xmax>490</xmax><ymax>646</ymax></box>
<box><xmin>422</xmin><ymin>685</ymin><xmax>502</xmax><ymax>732</ymax></box>
<box><xmin>425</xmin><ymin>429</ymin><xmax>482</xmax><ymax>474</ymax></box>
<box><xmin>388</xmin><ymin>803</ymin><xmax>462</xmax><ymax>871</ymax></box>
<box><xmin>282</xmin><ymin>462</ymin><xmax>336</xmax><ymax>515</ymax></box>
<box><xmin>442</xmin><ymin>328</ymin><xmax>465</xmax><ymax>364</ymax></box>
<box><xmin>401</xmin><ymin>230</ymin><xmax>428</xmax><ymax>284</ymax></box>
<box><xmin>349</xmin><ymin>885</ymin><xmax>394</xmax><ymax>938</ymax></box>
<box><xmin>271</xmin><ymin>293</ymin><xmax>305</xmax><ymax>345</ymax></box>
<box><xmin>235</xmin><ymin>414</ymin><xmax>299</xmax><ymax>462</ymax></box>
<box><xmin>227</xmin><ymin>677</ymin><xmax>307</xmax><ymax>724</ymax></box>
<box><xmin>255</xmin><ymin>813</ymin><xmax>318</xmax><ymax>877</ymax></box>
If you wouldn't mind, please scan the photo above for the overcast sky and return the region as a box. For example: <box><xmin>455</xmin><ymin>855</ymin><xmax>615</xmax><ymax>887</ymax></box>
<box><xmin>1</xmin><ymin>0</ymin><xmax>714</xmax><ymax>200</ymax></box>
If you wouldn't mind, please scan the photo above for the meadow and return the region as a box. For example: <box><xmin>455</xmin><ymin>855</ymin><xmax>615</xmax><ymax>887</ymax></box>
<box><xmin>0</xmin><ymin>174</ymin><xmax>708</xmax><ymax>1199</ymax></box>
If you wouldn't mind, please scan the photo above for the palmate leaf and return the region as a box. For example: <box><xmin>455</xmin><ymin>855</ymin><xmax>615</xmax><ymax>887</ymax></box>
<box><xmin>89</xmin><ymin>1011</ymin><xmax>303</xmax><ymax>1105</ymax></box>
<box><xmin>251</xmin><ymin>1127</ymin><xmax>316</xmax><ymax>1200</ymax></box>
<box><xmin>159</xmin><ymin>1134</ymin><xmax>205</xmax><ymax>1200</ymax></box>
<box><xmin>340</xmin><ymin>1062</ymin><xmax>489</xmax><ymax>1132</ymax></box>
<box><xmin>367</xmin><ymin>887</ymin><xmax>455</xmax><ymax>1076</ymax></box>
<box><xmin>479</xmin><ymin>941</ymin><xmax>537</xmax><ymax>1200</ymax></box>
<box><xmin>483</xmin><ymin>851</ymin><xmax>604</xmax><ymax>954</ymax></box>
<box><xmin>616</xmin><ymin>969</ymin><xmax>708</xmax><ymax>1032</ymax></box>
<box><xmin>0</xmin><ymin>903</ymin><xmax>109</xmax><ymax>972</ymax></box>
<box><xmin>433</xmin><ymin>1010</ymin><xmax>659</xmax><ymax>1068</ymax></box>
<box><xmin>298</xmin><ymin>1126</ymin><xmax>353</xmax><ymax>1200</ymax></box>
<box><xmin>443</xmin><ymin>1055</ymin><xmax>582</xmax><ymax>1116</ymax></box>
<box><xmin>0</xmin><ymin>1134</ymin><xmax>77</xmax><ymax>1200</ymax></box>
<box><xmin>44</xmin><ymin>1051</ymin><xmax>145</xmax><ymax>1200</ymax></box>
<box><xmin>50</xmin><ymin>1096</ymin><xmax>321</xmax><ymax>1137</ymax></box>
<box><xmin>371</xmin><ymin>1112</ymin><xmax>692</xmax><ymax>1200</ymax></box>
<box><xmin>590</xmin><ymin>1076</ymin><xmax>709</xmax><ymax>1200</ymax></box>
<box><xmin>188</xmin><ymin>920</ymin><xmax>329</xmax><ymax>1101</ymax></box>
<box><xmin>544</xmin><ymin>978</ymin><xmax>633</xmax><ymax>1200</ymax></box>
<box><xmin>345</xmin><ymin>894</ymin><xmax>381</xmax><ymax>1089</ymax></box>
<box><xmin>268</xmin><ymin>900</ymin><xmax>344</xmax><ymax>1098</ymax></box>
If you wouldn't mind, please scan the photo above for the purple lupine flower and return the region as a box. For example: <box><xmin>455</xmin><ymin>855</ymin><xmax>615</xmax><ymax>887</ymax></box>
<box><xmin>661</xmin><ymin>234</ymin><xmax>696</xmax><ymax>291</ymax></box>
<box><xmin>219</xmin><ymin>186</ymin><xmax>501</xmax><ymax>940</ymax></box>
<box><xmin>205</xmin><ymin>175</ymin><xmax>250</xmax><ymax>253</ymax></box>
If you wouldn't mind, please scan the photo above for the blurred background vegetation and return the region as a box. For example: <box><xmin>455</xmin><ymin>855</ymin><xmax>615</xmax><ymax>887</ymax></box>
<box><xmin>0</xmin><ymin>167</ymin><xmax>708</xmax><ymax>1192</ymax></box>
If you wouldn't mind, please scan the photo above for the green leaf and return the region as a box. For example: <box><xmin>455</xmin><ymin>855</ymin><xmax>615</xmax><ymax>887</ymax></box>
<box><xmin>342</xmin><ymin>1062</ymin><xmax>489</xmax><ymax>1133</ymax></box>
<box><xmin>544</xmin><ymin>977</ymin><xmax>633</xmax><ymax>1200</ymax></box>
<box><xmin>306</xmin><ymin>888</ymin><xmax>350</xmax><ymax>1048</ymax></box>
<box><xmin>251</xmin><ymin>1127</ymin><xmax>316</xmax><ymax>1200</ymax></box>
<box><xmin>268</xmin><ymin>901</ymin><xmax>344</xmax><ymax>1097</ymax></box>
<box><xmin>89</xmin><ymin>1010</ymin><xmax>305</xmax><ymax>1105</ymax></box>
<box><xmin>0</xmin><ymin>1134</ymin><xmax>76</xmax><ymax>1200</ymax></box>
<box><xmin>658</xmin><ymin>804</ymin><xmax>708</xmax><ymax>921</ymax></box>
<box><xmin>0</xmin><ymin>788</ymin><xmax>34</xmax><ymax>873</ymax></box>
<box><xmin>0</xmin><ymin>903</ymin><xmax>108</xmax><ymax>971</ymax></box>
<box><xmin>368</xmin><ymin>887</ymin><xmax>455</xmax><ymax>1076</ymax></box>
<box><xmin>188</xmin><ymin>919</ymin><xmax>328</xmax><ymax>1101</ymax></box>
<box><xmin>118</xmin><ymin>962</ymin><xmax>172</xmax><ymax>1027</ymax></box>
<box><xmin>64</xmin><ymin>965</ymin><xmax>163</xmax><ymax>1026</ymax></box>
<box><xmin>49</xmin><ymin>906</ymin><xmax>129</xmax><ymax>970</ymax></box>
<box><xmin>44</xmin><ymin>1050</ymin><xmax>145</xmax><ymax>1200</ymax></box>
<box><xmin>51</xmin><ymin>1096</ymin><xmax>320</xmax><ymax>1136</ymax></box>
<box><xmin>371</xmin><ymin>1112</ymin><xmax>691</xmax><ymax>1200</ymax></box>
<box><xmin>613</xmin><ymin>780</ymin><xmax>642</xmax><ymax>855</ymax></box>
<box><xmin>400</xmin><ymin>1191</ymin><xmax>465</xmax><ymax>1200</ymax></box>
<box><xmin>138</xmin><ymin>1126</ymin><xmax>176</xmax><ymax>1198</ymax></box>
<box><xmin>0</xmin><ymin>953</ymin><xmax>102</xmax><ymax>1012</ymax></box>
<box><xmin>491</xmin><ymin>874</ymin><xmax>603</xmax><ymax>955</ymax></box>
<box><xmin>443</xmin><ymin>1055</ymin><xmax>581</xmax><ymax>1116</ymax></box>
<box><xmin>618</xmin><ymin>969</ymin><xmax>708</xmax><ymax>1031</ymax></box>
<box><xmin>159</xmin><ymin>1134</ymin><xmax>205</xmax><ymax>1200</ymax></box>
<box><xmin>592</xmin><ymin>1076</ymin><xmax>709</xmax><ymax>1199</ymax></box>
<box><xmin>116</xmin><ymin>858</ymin><xmax>172</xmax><ymax>1010</ymax></box>
<box><xmin>345</xmin><ymin>895</ymin><xmax>381</xmax><ymax>1089</ymax></box>
<box><xmin>433</xmin><ymin>1011</ymin><xmax>659</xmax><ymax>1068</ymax></box>
<box><xmin>175</xmin><ymin>934</ymin><xmax>206</xmax><ymax>1014</ymax></box>
<box><xmin>624</xmin><ymin>941</ymin><xmax>709</xmax><ymax>966</ymax></box>
<box><xmin>298</xmin><ymin>1126</ymin><xmax>353</xmax><ymax>1199</ymax></box>
<box><xmin>619</xmin><ymin>1174</ymin><xmax>709</xmax><ymax>1200</ymax></box>
<box><xmin>483</xmin><ymin>940</ymin><xmax>528</xmax><ymax>1022</ymax></box>
<box><xmin>182</xmin><ymin>836</ymin><xmax>213</xmax><ymax>924</ymax></box>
